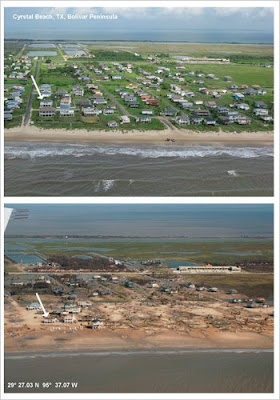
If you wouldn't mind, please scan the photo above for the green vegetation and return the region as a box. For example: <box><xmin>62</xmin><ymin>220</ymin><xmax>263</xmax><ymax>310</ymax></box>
<box><xmin>182</xmin><ymin>273</ymin><xmax>273</xmax><ymax>298</ymax></box>
<box><xmin>5</xmin><ymin>238</ymin><xmax>273</xmax><ymax>266</ymax></box>
<box><xmin>89</xmin><ymin>49</ymin><xmax>143</xmax><ymax>61</ymax></box>
<box><xmin>4</xmin><ymin>40</ymin><xmax>274</xmax><ymax>132</ymax></box>
<box><xmin>216</xmin><ymin>54</ymin><xmax>273</xmax><ymax>65</ymax></box>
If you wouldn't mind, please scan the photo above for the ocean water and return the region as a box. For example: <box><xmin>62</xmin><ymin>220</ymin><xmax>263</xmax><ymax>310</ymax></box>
<box><xmin>4</xmin><ymin>350</ymin><xmax>273</xmax><ymax>393</ymax></box>
<box><xmin>4</xmin><ymin>142</ymin><xmax>273</xmax><ymax>196</ymax></box>
<box><xmin>5</xmin><ymin>30</ymin><xmax>274</xmax><ymax>44</ymax></box>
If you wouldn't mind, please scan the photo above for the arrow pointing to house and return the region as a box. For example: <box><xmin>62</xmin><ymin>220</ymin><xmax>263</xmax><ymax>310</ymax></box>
<box><xmin>36</xmin><ymin>292</ymin><xmax>49</xmax><ymax>317</ymax></box>
<box><xmin>31</xmin><ymin>75</ymin><xmax>44</xmax><ymax>99</ymax></box>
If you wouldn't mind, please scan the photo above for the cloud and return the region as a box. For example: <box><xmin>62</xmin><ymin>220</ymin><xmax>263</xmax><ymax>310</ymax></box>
<box><xmin>158</xmin><ymin>7</ymin><xmax>204</xmax><ymax>17</ymax></box>
<box><xmin>71</xmin><ymin>8</ymin><xmax>101</xmax><ymax>15</ymax></box>
<box><xmin>213</xmin><ymin>7</ymin><xmax>273</xmax><ymax>18</ymax></box>
<box><xmin>102</xmin><ymin>7</ymin><xmax>154</xmax><ymax>18</ymax></box>
<box><xmin>213</xmin><ymin>7</ymin><xmax>243</xmax><ymax>17</ymax></box>
<box><xmin>48</xmin><ymin>7</ymin><xmax>69</xmax><ymax>16</ymax></box>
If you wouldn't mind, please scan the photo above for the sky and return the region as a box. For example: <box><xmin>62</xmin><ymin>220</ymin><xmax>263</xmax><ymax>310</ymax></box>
<box><xmin>4</xmin><ymin>204</ymin><xmax>273</xmax><ymax>237</ymax></box>
<box><xmin>4</xmin><ymin>7</ymin><xmax>274</xmax><ymax>42</ymax></box>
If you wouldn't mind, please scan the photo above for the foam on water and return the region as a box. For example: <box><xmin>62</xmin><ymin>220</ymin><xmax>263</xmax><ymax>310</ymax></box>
<box><xmin>101</xmin><ymin>179</ymin><xmax>115</xmax><ymax>191</ymax></box>
<box><xmin>227</xmin><ymin>169</ymin><xmax>239</xmax><ymax>177</ymax></box>
<box><xmin>4</xmin><ymin>144</ymin><xmax>273</xmax><ymax>160</ymax></box>
<box><xmin>5</xmin><ymin>348</ymin><xmax>273</xmax><ymax>360</ymax></box>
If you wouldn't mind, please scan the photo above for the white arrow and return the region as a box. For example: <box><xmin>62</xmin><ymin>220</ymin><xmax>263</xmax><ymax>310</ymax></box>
<box><xmin>31</xmin><ymin>75</ymin><xmax>44</xmax><ymax>99</ymax></box>
<box><xmin>36</xmin><ymin>292</ymin><xmax>49</xmax><ymax>317</ymax></box>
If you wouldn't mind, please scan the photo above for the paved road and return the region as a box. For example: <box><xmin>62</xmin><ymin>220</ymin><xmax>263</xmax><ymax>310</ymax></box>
<box><xmin>121</xmin><ymin>70</ymin><xmax>179</xmax><ymax>129</ymax></box>
<box><xmin>23</xmin><ymin>60</ymin><xmax>39</xmax><ymax>126</ymax></box>
<box><xmin>83</xmin><ymin>63</ymin><xmax>132</xmax><ymax>117</ymax></box>
<box><xmin>15</xmin><ymin>44</ymin><xmax>26</xmax><ymax>60</ymax></box>
<box><xmin>6</xmin><ymin>270</ymin><xmax>250</xmax><ymax>277</ymax></box>
<box><xmin>99</xmin><ymin>82</ymin><xmax>132</xmax><ymax>117</ymax></box>
<box><xmin>158</xmin><ymin>116</ymin><xmax>177</xmax><ymax>131</ymax></box>
<box><xmin>84</xmin><ymin>62</ymin><xmax>178</xmax><ymax>128</ymax></box>
<box><xmin>7</xmin><ymin>270</ymin><xmax>171</xmax><ymax>276</ymax></box>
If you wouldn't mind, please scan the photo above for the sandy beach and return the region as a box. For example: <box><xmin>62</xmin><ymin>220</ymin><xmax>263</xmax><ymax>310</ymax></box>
<box><xmin>5</xmin><ymin>126</ymin><xmax>274</xmax><ymax>145</ymax></box>
<box><xmin>4</xmin><ymin>326</ymin><xmax>273</xmax><ymax>354</ymax></box>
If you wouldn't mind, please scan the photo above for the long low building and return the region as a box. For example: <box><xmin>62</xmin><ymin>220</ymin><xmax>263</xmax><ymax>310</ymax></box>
<box><xmin>175</xmin><ymin>265</ymin><xmax>241</xmax><ymax>273</ymax></box>
<box><xmin>179</xmin><ymin>57</ymin><xmax>230</xmax><ymax>64</ymax></box>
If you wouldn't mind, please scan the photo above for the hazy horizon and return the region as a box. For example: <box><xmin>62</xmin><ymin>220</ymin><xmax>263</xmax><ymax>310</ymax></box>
<box><xmin>5</xmin><ymin>204</ymin><xmax>273</xmax><ymax>238</ymax></box>
<box><xmin>4</xmin><ymin>7</ymin><xmax>274</xmax><ymax>43</ymax></box>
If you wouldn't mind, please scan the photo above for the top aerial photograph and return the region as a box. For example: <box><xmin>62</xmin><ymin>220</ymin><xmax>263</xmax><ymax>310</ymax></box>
<box><xmin>3</xmin><ymin>6</ymin><xmax>274</xmax><ymax>196</ymax></box>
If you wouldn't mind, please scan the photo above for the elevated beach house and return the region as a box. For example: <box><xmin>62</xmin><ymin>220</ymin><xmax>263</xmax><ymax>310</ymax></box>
<box><xmin>59</xmin><ymin>104</ymin><xmax>75</xmax><ymax>117</ymax></box>
<box><xmin>82</xmin><ymin>106</ymin><xmax>102</xmax><ymax>116</ymax></box>
<box><xmin>72</xmin><ymin>85</ymin><xmax>84</xmax><ymax>96</ymax></box>
<box><xmin>39</xmin><ymin>106</ymin><xmax>56</xmax><ymax>117</ymax></box>
<box><xmin>40</xmin><ymin>99</ymin><xmax>53</xmax><ymax>108</ymax></box>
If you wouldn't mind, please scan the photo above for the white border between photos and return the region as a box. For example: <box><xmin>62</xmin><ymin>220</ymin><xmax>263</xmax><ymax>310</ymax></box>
<box><xmin>1</xmin><ymin>1</ymin><xmax>279</xmax><ymax>400</ymax></box>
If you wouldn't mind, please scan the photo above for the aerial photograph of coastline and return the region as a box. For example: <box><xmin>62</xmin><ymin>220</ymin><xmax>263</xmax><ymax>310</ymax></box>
<box><xmin>3</xmin><ymin>6</ymin><xmax>274</xmax><ymax>196</ymax></box>
<box><xmin>4</xmin><ymin>204</ymin><xmax>274</xmax><ymax>393</ymax></box>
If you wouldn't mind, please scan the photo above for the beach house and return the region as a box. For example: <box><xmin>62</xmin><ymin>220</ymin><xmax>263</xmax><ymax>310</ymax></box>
<box><xmin>63</xmin><ymin>315</ymin><xmax>77</xmax><ymax>323</ymax></box>
<box><xmin>60</xmin><ymin>94</ymin><xmax>72</xmax><ymax>106</ymax></box>
<box><xmin>60</xmin><ymin>104</ymin><xmax>75</xmax><ymax>117</ymax></box>
<box><xmin>108</xmin><ymin>121</ymin><xmax>119</xmax><ymax>128</ymax></box>
<box><xmin>82</xmin><ymin>107</ymin><xmax>102</xmax><ymax>116</ymax></box>
<box><xmin>39</xmin><ymin>106</ymin><xmax>56</xmax><ymax>117</ymax></box>
<box><xmin>72</xmin><ymin>85</ymin><xmax>84</xmax><ymax>96</ymax></box>
<box><xmin>136</xmin><ymin>116</ymin><xmax>152</xmax><ymax>123</ymax></box>
<box><xmin>40</xmin><ymin>99</ymin><xmax>53</xmax><ymax>107</ymax></box>
<box><xmin>120</xmin><ymin>116</ymin><xmax>130</xmax><ymax>124</ymax></box>
<box><xmin>174</xmin><ymin>115</ymin><xmax>190</xmax><ymax>125</ymax></box>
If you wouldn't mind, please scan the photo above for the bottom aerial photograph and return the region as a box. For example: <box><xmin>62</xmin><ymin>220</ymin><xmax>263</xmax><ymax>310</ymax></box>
<box><xmin>3</xmin><ymin>203</ymin><xmax>274</xmax><ymax>394</ymax></box>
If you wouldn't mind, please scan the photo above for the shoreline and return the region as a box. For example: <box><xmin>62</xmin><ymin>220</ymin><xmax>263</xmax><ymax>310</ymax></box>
<box><xmin>4</xmin><ymin>329</ymin><xmax>273</xmax><ymax>354</ymax></box>
<box><xmin>5</xmin><ymin>39</ymin><xmax>274</xmax><ymax>45</ymax></box>
<box><xmin>5</xmin><ymin>126</ymin><xmax>274</xmax><ymax>145</ymax></box>
<box><xmin>5</xmin><ymin>347</ymin><xmax>273</xmax><ymax>358</ymax></box>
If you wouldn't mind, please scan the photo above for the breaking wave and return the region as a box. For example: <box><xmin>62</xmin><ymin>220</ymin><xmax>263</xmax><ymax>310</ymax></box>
<box><xmin>5</xmin><ymin>348</ymin><xmax>273</xmax><ymax>360</ymax></box>
<box><xmin>101</xmin><ymin>179</ymin><xmax>115</xmax><ymax>192</ymax></box>
<box><xmin>227</xmin><ymin>170</ymin><xmax>239</xmax><ymax>177</ymax></box>
<box><xmin>4</xmin><ymin>143</ymin><xmax>273</xmax><ymax>160</ymax></box>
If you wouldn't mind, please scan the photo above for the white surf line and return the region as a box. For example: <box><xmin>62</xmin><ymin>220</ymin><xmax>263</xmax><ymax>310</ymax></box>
<box><xmin>5</xmin><ymin>348</ymin><xmax>273</xmax><ymax>359</ymax></box>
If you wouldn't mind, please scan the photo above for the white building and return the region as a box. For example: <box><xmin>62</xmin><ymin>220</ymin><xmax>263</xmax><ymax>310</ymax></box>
<box><xmin>176</xmin><ymin>265</ymin><xmax>242</xmax><ymax>273</ymax></box>
<box><xmin>60</xmin><ymin>104</ymin><xmax>74</xmax><ymax>116</ymax></box>
<box><xmin>120</xmin><ymin>115</ymin><xmax>130</xmax><ymax>124</ymax></box>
